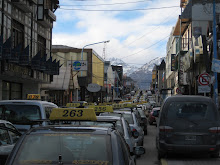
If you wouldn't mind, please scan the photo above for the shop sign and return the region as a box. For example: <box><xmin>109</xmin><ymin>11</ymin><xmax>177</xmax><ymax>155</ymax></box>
<box><xmin>87</xmin><ymin>83</ymin><xmax>101</xmax><ymax>92</ymax></box>
<box><xmin>68</xmin><ymin>61</ymin><xmax>88</xmax><ymax>71</ymax></box>
<box><xmin>171</xmin><ymin>54</ymin><xmax>177</xmax><ymax>71</ymax></box>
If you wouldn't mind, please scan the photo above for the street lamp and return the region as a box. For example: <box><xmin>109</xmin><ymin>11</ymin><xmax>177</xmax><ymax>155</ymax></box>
<box><xmin>79</xmin><ymin>40</ymin><xmax>110</xmax><ymax>102</ymax></box>
<box><xmin>81</xmin><ymin>40</ymin><xmax>110</xmax><ymax>76</ymax></box>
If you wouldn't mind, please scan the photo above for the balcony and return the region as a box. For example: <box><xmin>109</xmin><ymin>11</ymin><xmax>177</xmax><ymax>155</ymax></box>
<box><xmin>12</xmin><ymin>0</ymin><xmax>37</xmax><ymax>13</ymax></box>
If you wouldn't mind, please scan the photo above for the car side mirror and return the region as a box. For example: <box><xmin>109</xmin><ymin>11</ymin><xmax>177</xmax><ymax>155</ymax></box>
<box><xmin>133</xmin><ymin>146</ymin><xmax>145</xmax><ymax>156</ymax></box>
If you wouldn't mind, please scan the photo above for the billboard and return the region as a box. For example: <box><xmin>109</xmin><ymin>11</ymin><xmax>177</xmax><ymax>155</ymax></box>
<box><xmin>68</xmin><ymin>61</ymin><xmax>88</xmax><ymax>71</ymax></box>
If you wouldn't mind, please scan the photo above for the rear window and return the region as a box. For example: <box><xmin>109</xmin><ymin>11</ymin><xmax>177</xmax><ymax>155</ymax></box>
<box><xmin>122</xmin><ymin>114</ymin><xmax>134</xmax><ymax>124</ymax></box>
<box><xmin>0</xmin><ymin>104</ymin><xmax>41</xmax><ymax>123</ymax></box>
<box><xmin>166</xmin><ymin>101</ymin><xmax>216</xmax><ymax>121</ymax></box>
<box><xmin>13</xmin><ymin>133</ymin><xmax>112</xmax><ymax>165</ymax></box>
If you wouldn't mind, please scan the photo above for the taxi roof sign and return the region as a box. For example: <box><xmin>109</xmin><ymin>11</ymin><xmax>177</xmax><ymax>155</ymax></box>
<box><xmin>49</xmin><ymin>108</ymin><xmax>97</xmax><ymax>121</ymax></box>
<box><xmin>27</xmin><ymin>94</ymin><xmax>41</xmax><ymax>100</ymax></box>
<box><xmin>66</xmin><ymin>103</ymin><xmax>88</xmax><ymax>107</ymax></box>
<box><xmin>88</xmin><ymin>105</ymin><xmax>113</xmax><ymax>113</ymax></box>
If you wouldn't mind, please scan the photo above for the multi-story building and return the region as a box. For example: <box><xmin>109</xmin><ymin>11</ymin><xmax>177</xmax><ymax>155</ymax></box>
<box><xmin>41</xmin><ymin>45</ymin><xmax>105</xmax><ymax>105</ymax></box>
<box><xmin>104</xmin><ymin>61</ymin><xmax>114</xmax><ymax>102</ymax></box>
<box><xmin>0</xmin><ymin>0</ymin><xmax>59</xmax><ymax>100</ymax></box>
<box><xmin>166</xmin><ymin>0</ymin><xmax>220</xmax><ymax>97</ymax></box>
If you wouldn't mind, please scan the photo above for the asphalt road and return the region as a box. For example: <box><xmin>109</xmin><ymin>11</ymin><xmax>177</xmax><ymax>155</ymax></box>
<box><xmin>136</xmin><ymin>124</ymin><xmax>160</xmax><ymax>165</ymax></box>
<box><xmin>136</xmin><ymin>124</ymin><xmax>220</xmax><ymax>165</ymax></box>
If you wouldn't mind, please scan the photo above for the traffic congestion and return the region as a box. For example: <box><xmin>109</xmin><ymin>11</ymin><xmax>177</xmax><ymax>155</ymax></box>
<box><xmin>0</xmin><ymin>91</ymin><xmax>220</xmax><ymax>165</ymax></box>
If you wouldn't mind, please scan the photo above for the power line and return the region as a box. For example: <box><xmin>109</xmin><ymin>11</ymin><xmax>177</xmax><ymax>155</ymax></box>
<box><xmin>120</xmin><ymin>35</ymin><xmax>169</xmax><ymax>59</ymax></box>
<box><xmin>59</xmin><ymin>6</ymin><xmax>179</xmax><ymax>11</ymax></box>
<box><xmin>61</xmin><ymin>0</ymin><xmax>151</xmax><ymax>6</ymax></box>
<box><xmin>108</xmin><ymin>9</ymin><xmax>179</xmax><ymax>55</ymax></box>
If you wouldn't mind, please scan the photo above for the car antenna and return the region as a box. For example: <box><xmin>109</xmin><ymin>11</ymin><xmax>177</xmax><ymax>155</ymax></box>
<box><xmin>58</xmin><ymin>154</ymin><xmax>63</xmax><ymax>165</ymax></box>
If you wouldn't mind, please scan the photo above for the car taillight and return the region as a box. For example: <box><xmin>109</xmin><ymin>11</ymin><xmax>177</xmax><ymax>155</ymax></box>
<box><xmin>159</xmin><ymin>126</ymin><xmax>173</xmax><ymax>132</ymax></box>
<box><xmin>132</xmin><ymin>128</ymin><xmax>137</xmax><ymax>132</ymax></box>
<box><xmin>208</xmin><ymin>127</ymin><xmax>220</xmax><ymax>133</ymax></box>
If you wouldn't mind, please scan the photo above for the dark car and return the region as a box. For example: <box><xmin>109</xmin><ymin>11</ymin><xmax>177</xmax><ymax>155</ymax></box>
<box><xmin>136</xmin><ymin>109</ymin><xmax>148</xmax><ymax>135</ymax></box>
<box><xmin>156</xmin><ymin>95</ymin><xmax>220</xmax><ymax>159</ymax></box>
<box><xmin>6</xmin><ymin>126</ymin><xmax>145</xmax><ymax>165</ymax></box>
<box><xmin>148</xmin><ymin>107</ymin><xmax>160</xmax><ymax>125</ymax></box>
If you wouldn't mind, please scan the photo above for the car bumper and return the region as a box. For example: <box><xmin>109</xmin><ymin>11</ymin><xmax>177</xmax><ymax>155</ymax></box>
<box><xmin>159</xmin><ymin>140</ymin><xmax>220</xmax><ymax>154</ymax></box>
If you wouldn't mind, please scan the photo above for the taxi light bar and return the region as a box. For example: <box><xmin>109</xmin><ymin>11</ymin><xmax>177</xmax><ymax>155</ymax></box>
<box><xmin>49</xmin><ymin>108</ymin><xmax>97</xmax><ymax>121</ymax></box>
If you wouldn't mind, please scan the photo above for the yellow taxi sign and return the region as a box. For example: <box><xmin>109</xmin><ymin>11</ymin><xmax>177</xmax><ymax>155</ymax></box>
<box><xmin>88</xmin><ymin>105</ymin><xmax>113</xmax><ymax>113</ymax></box>
<box><xmin>27</xmin><ymin>94</ymin><xmax>41</xmax><ymax>100</ymax></box>
<box><xmin>66</xmin><ymin>103</ymin><xmax>88</xmax><ymax>107</ymax></box>
<box><xmin>123</xmin><ymin>103</ymin><xmax>133</xmax><ymax>108</ymax></box>
<box><xmin>112</xmin><ymin>104</ymin><xmax>124</xmax><ymax>109</ymax></box>
<box><xmin>49</xmin><ymin>108</ymin><xmax>97</xmax><ymax>121</ymax></box>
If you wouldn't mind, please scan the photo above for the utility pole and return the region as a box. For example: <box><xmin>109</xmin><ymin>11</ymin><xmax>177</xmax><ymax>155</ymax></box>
<box><xmin>213</xmin><ymin>0</ymin><xmax>219</xmax><ymax>108</ymax></box>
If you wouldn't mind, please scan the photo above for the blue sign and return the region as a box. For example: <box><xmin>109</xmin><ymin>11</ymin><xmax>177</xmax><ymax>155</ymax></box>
<box><xmin>212</xmin><ymin>59</ymin><xmax>220</xmax><ymax>73</ymax></box>
<box><xmin>73</xmin><ymin>61</ymin><xmax>81</xmax><ymax>70</ymax></box>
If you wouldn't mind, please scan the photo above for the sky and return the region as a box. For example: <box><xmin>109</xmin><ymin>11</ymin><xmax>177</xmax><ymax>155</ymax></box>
<box><xmin>52</xmin><ymin>0</ymin><xmax>181</xmax><ymax>67</ymax></box>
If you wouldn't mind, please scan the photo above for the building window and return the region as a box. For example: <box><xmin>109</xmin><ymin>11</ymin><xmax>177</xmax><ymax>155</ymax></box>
<box><xmin>12</xmin><ymin>19</ymin><xmax>24</xmax><ymax>49</ymax></box>
<box><xmin>38</xmin><ymin>34</ymin><xmax>46</xmax><ymax>57</ymax></box>
<box><xmin>2</xmin><ymin>81</ymin><xmax>22</xmax><ymax>100</ymax></box>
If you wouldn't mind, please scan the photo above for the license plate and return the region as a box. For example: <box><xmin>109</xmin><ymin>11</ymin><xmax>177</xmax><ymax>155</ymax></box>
<box><xmin>185</xmin><ymin>135</ymin><xmax>196</xmax><ymax>141</ymax></box>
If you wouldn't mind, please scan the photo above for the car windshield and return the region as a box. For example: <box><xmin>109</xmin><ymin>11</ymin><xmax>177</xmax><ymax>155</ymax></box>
<box><xmin>122</xmin><ymin>114</ymin><xmax>134</xmax><ymax>124</ymax></box>
<box><xmin>13</xmin><ymin>133</ymin><xmax>112</xmax><ymax>165</ymax></box>
<box><xmin>0</xmin><ymin>105</ymin><xmax>41</xmax><ymax>123</ymax></box>
<box><xmin>166</xmin><ymin>102</ymin><xmax>216</xmax><ymax>121</ymax></box>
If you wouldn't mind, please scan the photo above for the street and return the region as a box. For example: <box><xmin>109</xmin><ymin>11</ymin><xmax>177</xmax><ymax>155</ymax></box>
<box><xmin>137</xmin><ymin>124</ymin><xmax>220</xmax><ymax>165</ymax></box>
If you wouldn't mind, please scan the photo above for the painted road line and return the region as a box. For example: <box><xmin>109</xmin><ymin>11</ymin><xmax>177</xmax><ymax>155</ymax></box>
<box><xmin>161</xmin><ymin>159</ymin><xmax>168</xmax><ymax>165</ymax></box>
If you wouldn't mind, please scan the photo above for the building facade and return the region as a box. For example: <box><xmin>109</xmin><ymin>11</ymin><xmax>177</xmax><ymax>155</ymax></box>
<box><xmin>42</xmin><ymin>45</ymin><xmax>105</xmax><ymax>105</ymax></box>
<box><xmin>0</xmin><ymin>0</ymin><xmax>59</xmax><ymax>100</ymax></box>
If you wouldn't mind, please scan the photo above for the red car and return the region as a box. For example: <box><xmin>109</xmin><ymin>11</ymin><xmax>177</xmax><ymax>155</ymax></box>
<box><xmin>148</xmin><ymin>107</ymin><xmax>160</xmax><ymax>125</ymax></box>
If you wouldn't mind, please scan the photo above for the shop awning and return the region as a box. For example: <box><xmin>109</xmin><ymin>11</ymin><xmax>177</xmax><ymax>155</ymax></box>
<box><xmin>42</xmin><ymin>65</ymin><xmax>71</xmax><ymax>90</ymax></box>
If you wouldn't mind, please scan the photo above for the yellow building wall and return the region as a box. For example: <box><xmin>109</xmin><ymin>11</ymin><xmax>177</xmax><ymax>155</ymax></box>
<box><xmin>92</xmin><ymin>54</ymin><xmax>104</xmax><ymax>86</ymax></box>
<box><xmin>152</xmin><ymin>70</ymin><xmax>157</xmax><ymax>80</ymax></box>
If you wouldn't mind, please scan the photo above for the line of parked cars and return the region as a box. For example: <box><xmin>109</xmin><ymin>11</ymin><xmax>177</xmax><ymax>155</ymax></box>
<box><xmin>0</xmin><ymin>99</ymin><xmax>149</xmax><ymax>164</ymax></box>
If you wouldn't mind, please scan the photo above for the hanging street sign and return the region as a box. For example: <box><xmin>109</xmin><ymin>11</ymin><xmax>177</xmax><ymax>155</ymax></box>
<box><xmin>68</xmin><ymin>61</ymin><xmax>88</xmax><ymax>71</ymax></box>
<box><xmin>212</xmin><ymin>58</ymin><xmax>220</xmax><ymax>73</ymax></box>
<box><xmin>198</xmin><ymin>85</ymin><xmax>211</xmax><ymax>93</ymax></box>
<box><xmin>176</xmin><ymin>87</ymin><xmax>181</xmax><ymax>94</ymax></box>
<box><xmin>198</xmin><ymin>72</ymin><xmax>211</xmax><ymax>86</ymax></box>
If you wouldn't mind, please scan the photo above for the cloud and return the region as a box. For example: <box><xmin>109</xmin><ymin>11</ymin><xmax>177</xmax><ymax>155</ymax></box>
<box><xmin>53</xmin><ymin>0</ymin><xmax>180</xmax><ymax>65</ymax></box>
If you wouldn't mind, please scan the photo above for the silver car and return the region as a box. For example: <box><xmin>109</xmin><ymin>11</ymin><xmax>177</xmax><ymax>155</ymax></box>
<box><xmin>74</xmin><ymin>116</ymin><xmax>137</xmax><ymax>155</ymax></box>
<box><xmin>0</xmin><ymin>120</ymin><xmax>21</xmax><ymax>164</ymax></box>
<box><xmin>115</xmin><ymin>111</ymin><xmax>144</xmax><ymax>146</ymax></box>
<box><xmin>102</xmin><ymin>110</ymin><xmax>144</xmax><ymax>146</ymax></box>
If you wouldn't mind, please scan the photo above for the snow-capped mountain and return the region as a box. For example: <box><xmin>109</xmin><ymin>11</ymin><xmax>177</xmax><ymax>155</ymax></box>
<box><xmin>108</xmin><ymin>57</ymin><xmax>165</xmax><ymax>89</ymax></box>
<box><xmin>108</xmin><ymin>57</ymin><xmax>138</xmax><ymax>76</ymax></box>
<box><xmin>129</xmin><ymin>57</ymin><xmax>166</xmax><ymax>89</ymax></box>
